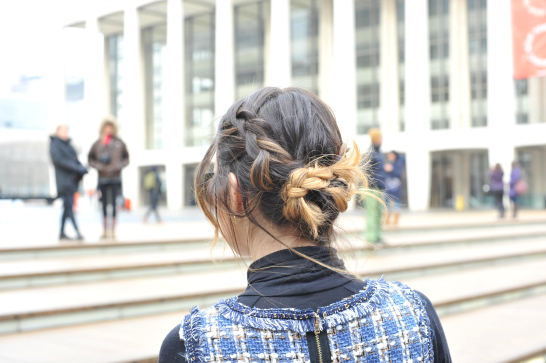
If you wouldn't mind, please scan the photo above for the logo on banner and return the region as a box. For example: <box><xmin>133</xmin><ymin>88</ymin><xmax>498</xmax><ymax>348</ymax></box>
<box><xmin>512</xmin><ymin>0</ymin><xmax>546</xmax><ymax>78</ymax></box>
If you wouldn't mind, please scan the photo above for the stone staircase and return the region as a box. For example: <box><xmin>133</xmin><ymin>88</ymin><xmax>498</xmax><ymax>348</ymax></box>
<box><xmin>0</xmin><ymin>220</ymin><xmax>545</xmax><ymax>363</ymax></box>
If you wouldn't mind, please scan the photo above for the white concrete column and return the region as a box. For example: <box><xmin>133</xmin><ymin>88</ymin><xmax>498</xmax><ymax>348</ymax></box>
<box><xmin>528</xmin><ymin>77</ymin><xmax>544</xmax><ymax>124</ymax></box>
<box><xmin>332</xmin><ymin>0</ymin><xmax>357</xmax><ymax>140</ymax></box>
<box><xmin>48</xmin><ymin>29</ymin><xmax>67</xmax><ymax>198</ymax></box>
<box><xmin>487</xmin><ymin>0</ymin><xmax>516</xmax><ymax>132</ymax></box>
<box><xmin>103</xmin><ymin>37</ymin><xmax>111</xmax><ymax>116</ymax></box>
<box><xmin>121</xmin><ymin>1</ymin><xmax>145</xmax><ymax>207</ymax></box>
<box><xmin>268</xmin><ymin>0</ymin><xmax>291</xmax><ymax>88</ymax></box>
<box><xmin>318</xmin><ymin>0</ymin><xmax>333</xmax><ymax>104</ymax></box>
<box><xmin>452</xmin><ymin>153</ymin><xmax>471</xmax><ymax>210</ymax></box>
<box><xmin>487</xmin><ymin>0</ymin><xmax>516</xmax><ymax>209</ymax></box>
<box><xmin>82</xmin><ymin>16</ymin><xmax>106</xmax><ymax>195</ymax></box>
<box><xmin>215</xmin><ymin>0</ymin><xmax>235</xmax><ymax>120</ymax></box>
<box><xmin>164</xmin><ymin>0</ymin><xmax>185</xmax><ymax>209</ymax></box>
<box><xmin>449</xmin><ymin>0</ymin><xmax>471</xmax><ymax>129</ymax></box>
<box><xmin>405</xmin><ymin>0</ymin><xmax>431</xmax><ymax>211</ymax></box>
<box><xmin>379</xmin><ymin>0</ymin><xmax>400</xmax><ymax>134</ymax></box>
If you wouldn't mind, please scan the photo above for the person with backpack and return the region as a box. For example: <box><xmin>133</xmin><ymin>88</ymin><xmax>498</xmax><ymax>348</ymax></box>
<box><xmin>49</xmin><ymin>125</ymin><xmax>88</xmax><ymax>241</ymax></box>
<box><xmin>158</xmin><ymin>87</ymin><xmax>451</xmax><ymax>363</ymax></box>
<box><xmin>143</xmin><ymin>166</ymin><xmax>162</xmax><ymax>223</ymax></box>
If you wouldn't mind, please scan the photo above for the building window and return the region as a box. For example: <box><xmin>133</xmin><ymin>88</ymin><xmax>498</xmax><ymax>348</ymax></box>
<box><xmin>185</xmin><ymin>13</ymin><xmax>215</xmax><ymax>147</ymax></box>
<box><xmin>107</xmin><ymin>34</ymin><xmax>124</xmax><ymax>118</ymax></box>
<box><xmin>143</xmin><ymin>25</ymin><xmax>167</xmax><ymax>150</ymax></box>
<box><xmin>396</xmin><ymin>0</ymin><xmax>405</xmax><ymax>131</ymax></box>
<box><xmin>515</xmin><ymin>79</ymin><xmax>529</xmax><ymax>124</ymax></box>
<box><xmin>291</xmin><ymin>0</ymin><xmax>320</xmax><ymax>95</ymax></box>
<box><xmin>468</xmin><ymin>0</ymin><xmax>487</xmax><ymax>127</ymax></box>
<box><xmin>429</xmin><ymin>0</ymin><xmax>450</xmax><ymax>130</ymax></box>
<box><xmin>235</xmin><ymin>1</ymin><xmax>265</xmax><ymax>99</ymax></box>
<box><xmin>355</xmin><ymin>0</ymin><xmax>381</xmax><ymax>135</ymax></box>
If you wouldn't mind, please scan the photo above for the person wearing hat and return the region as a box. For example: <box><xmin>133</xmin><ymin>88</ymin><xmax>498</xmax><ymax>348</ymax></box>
<box><xmin>366</xmin><ymin>128</ymin><xmax>386</xmax><ymax>244</ymax></box>
<box><xmin>88</xmin><ymin>116</ymin><xmax>129</xmax><ymax>239</ymax></box>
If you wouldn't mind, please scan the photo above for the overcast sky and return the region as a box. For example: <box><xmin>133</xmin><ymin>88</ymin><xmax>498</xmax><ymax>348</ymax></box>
<box><xmin>0</xmin><ymin>0</ymin><xmax>111</xmax><ymax>95</ymax></box>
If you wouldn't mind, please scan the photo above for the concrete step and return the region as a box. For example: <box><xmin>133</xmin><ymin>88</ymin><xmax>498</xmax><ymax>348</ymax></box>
<box><xmin>2</xmin><ymin>245</ymin><xmax>546</xmax><ymax>335</ymax></box>
<box><xmin>441</xmin><ymin>294</ymin><xmax>546</xmax><ymax>363</ymax></box>
<box><xmin>1</xmin><ymin>218</ymin><xmax>544</xmax><ymax>261</ymax></box>
<box><xmin>0</xmin><ymin>310</ymin><xmax>183</xmax><ymax>363</ymax></box>
<box><xmin>381</xmin><ymin>223</ymin><xmax>546</xmax><ymax>250</ymax></box>
<box><xmin>1</xmin><ymin>228</ymin><xmax>545</xmax><ymax>290</ymax></box>
<box><xmin>2</xmin><ymin>264</ymin><xmax>546</xmax><ymax>363</ymax></box>
<box><xmin>0</xmin><ymin>246</ymin><xmax>242</xmax><ymax>290</ymax></box>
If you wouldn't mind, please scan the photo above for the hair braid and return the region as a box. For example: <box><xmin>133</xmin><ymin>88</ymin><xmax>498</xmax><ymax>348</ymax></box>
<box><xmin>234</xmin><ymin>107</ymin><xmax>294</xmax><ymax>191</ymax></box>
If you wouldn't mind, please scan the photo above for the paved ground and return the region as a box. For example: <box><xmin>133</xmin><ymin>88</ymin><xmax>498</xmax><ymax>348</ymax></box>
<box><xmin>1</xmin><ymin>199</ymin><xmax>545</xmax><ymax>248</ymax></box>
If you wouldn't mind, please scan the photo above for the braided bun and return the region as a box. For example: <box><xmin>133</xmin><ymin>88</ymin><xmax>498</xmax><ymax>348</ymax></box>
<box><xmin>281</xmin><ymin>142</ymin><xmax>364</xmax><ymax>238</ymax></box>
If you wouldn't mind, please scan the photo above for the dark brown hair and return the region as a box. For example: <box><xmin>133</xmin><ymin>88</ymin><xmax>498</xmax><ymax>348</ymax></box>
<box><xmin>195</xmin><ymin>87</ymin><xmax>369</xmax><ymax>259</ymax></box>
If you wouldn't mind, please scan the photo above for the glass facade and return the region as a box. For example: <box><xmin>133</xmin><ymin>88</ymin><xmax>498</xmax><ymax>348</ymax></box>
<box><xmin>469</xmin><ymin>151</ymin><xmax>491</xmax><ymax>207</ymax></box>
<box><xmin>185</xmin><ymin>13</ymin><xmax>215</xmax><ymax>147</ymax></box>
<box><xmin>468</xmin><ymin>0</ymin><xmax>487</xmax><ymax>127</ymax></box>
<box><xmin>396</xmin><ymin>0</ymin><xmax>405</xmax><ymax>131</ymax></box>
<box><xmin>428</xmin><ymin>0</ymin><xmax>450</xmax><ymax>130</ymax></box>
<box><xmin>514</xmin><ymin>79</ymin><xmax>529</xmax><ymax>124</ymax></box>
<box><xmin>184</xmin><ymin>164</ymin><xmax>197</xmax><ymax>206</ymax></box>
<box><xmin>291</xmin><ymin>0</ymin><xmax>320</xmax><ymax>95</ymax></box>
<box><xmin>107</xmin><ymin>34</ymin><xmax>124</xmax><ymax>118</ymax></box>
<box><xmin>143</xmin><ymin>25</ymin><xmax>167</xmax><ymax>150</ymax></box>
<box><xmin>355</xmin><ymin>0</ymin><xmax>381</xmax><ymax>135</ymax></box>
<box><xmin>235</xmin><ymin>1</ymin><xmax>266</xmax><ymax>99</ymax></box>
<box><xmin>430</xmin><ymin>153</ymin><xmax>453</xmax><ymax>208</ymax></box>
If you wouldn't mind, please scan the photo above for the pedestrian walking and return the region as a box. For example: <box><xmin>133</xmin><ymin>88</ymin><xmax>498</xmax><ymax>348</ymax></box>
<box><xmin>489</xmin><ymin>163</ymin><xmax>505</xmax><ymax>218</ymax></box>
<box><xmin>509</xmin><ymin>161</ymin><xmax>527</xmax><ymax>219</ymax></box>
<box><xmin>88</xmin><ymin>116</ymin><xmax>129</xmax><ymax>239</ymax></box>
<box><xmin>384</xmin><ymin>151</ymin><xmax>405</xmax><ymax>226</ymax></box>
<box><xmin>158</xmin><ymin>87</ymin><xmax>451</xmax><ymax>363</ymax></box>
<box><xmin>143</xmin><ymin>166</ymin><xmax>162</xmax><ymax>223</ymax></box>
<box><xmin>365</xmin><ymin>128</ymin><xmax>387</xmax><ymax>244</ymax></box>
<box><xmin>49</xmin><ymin>125</ymin><xmax>88</xmax><ymax>240</ymax></box>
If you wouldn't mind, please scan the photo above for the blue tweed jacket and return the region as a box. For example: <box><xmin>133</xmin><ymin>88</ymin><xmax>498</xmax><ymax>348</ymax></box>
<box><xmin>180</xmin><ymin>278</ymin><xmax>433</xmax><ymax>363</ymax></box>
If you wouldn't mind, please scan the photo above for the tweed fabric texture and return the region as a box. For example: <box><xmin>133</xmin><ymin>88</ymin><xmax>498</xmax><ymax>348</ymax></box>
<box><xmin>180</xmin><ymin>279</ymin><xmax>433</xmax><ymax>363</ymax></box>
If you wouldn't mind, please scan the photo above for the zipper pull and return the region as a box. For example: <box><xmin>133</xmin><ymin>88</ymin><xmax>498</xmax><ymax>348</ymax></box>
<box><xmin>314</xmin><ymin>312</ymin><xmax>321</xmax><ymax>335</ymax></box>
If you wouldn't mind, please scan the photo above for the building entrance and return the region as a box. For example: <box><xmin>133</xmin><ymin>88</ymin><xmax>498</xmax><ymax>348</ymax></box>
<box><xmin>430</xmin><ymin>150</ymin><xmax>492</xmax><ymax>209</ymax></box>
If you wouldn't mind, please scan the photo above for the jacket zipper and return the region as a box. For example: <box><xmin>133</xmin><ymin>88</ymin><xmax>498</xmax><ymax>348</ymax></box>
<box><xmin>314</xmin><ymin>312</ymin><xmax>324</xmax><ymax>363</ymax></box>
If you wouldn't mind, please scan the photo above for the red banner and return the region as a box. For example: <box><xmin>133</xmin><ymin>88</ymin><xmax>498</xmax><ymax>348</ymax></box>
<box><xmin>512</xmin><ymin>0</ymin><xmax>546</xmax><ymax>79</ymax></box>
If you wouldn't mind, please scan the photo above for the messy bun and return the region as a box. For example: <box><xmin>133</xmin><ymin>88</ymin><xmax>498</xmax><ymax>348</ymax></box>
<box><xmin>282</xmin><ymin>143</ymin><xmax>365</xmax><ymax>239</ymax></box>
<box><xmin>195</xmin><ymin>87</ymin><xmax>370</xmax><ymax>252</ymax></box>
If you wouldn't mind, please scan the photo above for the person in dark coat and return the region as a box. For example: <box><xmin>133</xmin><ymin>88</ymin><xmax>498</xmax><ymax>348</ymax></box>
<box><xmin>49</xmin><ymin>125</ymin><xmax>88</xmax><ymax>240</ymax></box>
<box><xmin>88</xmin><ymin>116</ymin><xmax>129</xmax><ymax>239</ymax></box>
<box><xmin>384</xmin><ymin>151</ymin><xmax>405</xmax><ymax>226</ymax></box>
<box><xmin>489</xmin><ymin>163</ymin><xmax>505</xmax><ymax>218</ymax></box>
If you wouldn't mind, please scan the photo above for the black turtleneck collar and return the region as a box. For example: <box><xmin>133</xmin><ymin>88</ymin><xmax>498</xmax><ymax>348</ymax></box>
<box><xmin>238</xmin><ymin>246</ymin><xmax>366</xmax><ymax>310</ymax></box>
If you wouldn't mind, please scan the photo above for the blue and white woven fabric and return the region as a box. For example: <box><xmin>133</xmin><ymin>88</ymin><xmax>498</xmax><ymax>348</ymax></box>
<box><xmin>179</xmin><ymin>279</ymin><xmax>433</xmax><ymax>363</ymax></box>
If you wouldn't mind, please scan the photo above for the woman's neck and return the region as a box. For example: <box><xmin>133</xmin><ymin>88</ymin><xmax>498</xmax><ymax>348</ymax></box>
<box><xmin>246</xmin><ymin>224</ymin><xmax>317</xmax><ymax>261</ymax></box>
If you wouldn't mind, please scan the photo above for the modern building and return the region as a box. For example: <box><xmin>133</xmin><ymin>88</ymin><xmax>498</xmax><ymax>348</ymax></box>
<box><xmin>61</xmin><ymin>0</ymin><xmax>546</xmax><ymax>211</ymax></box>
